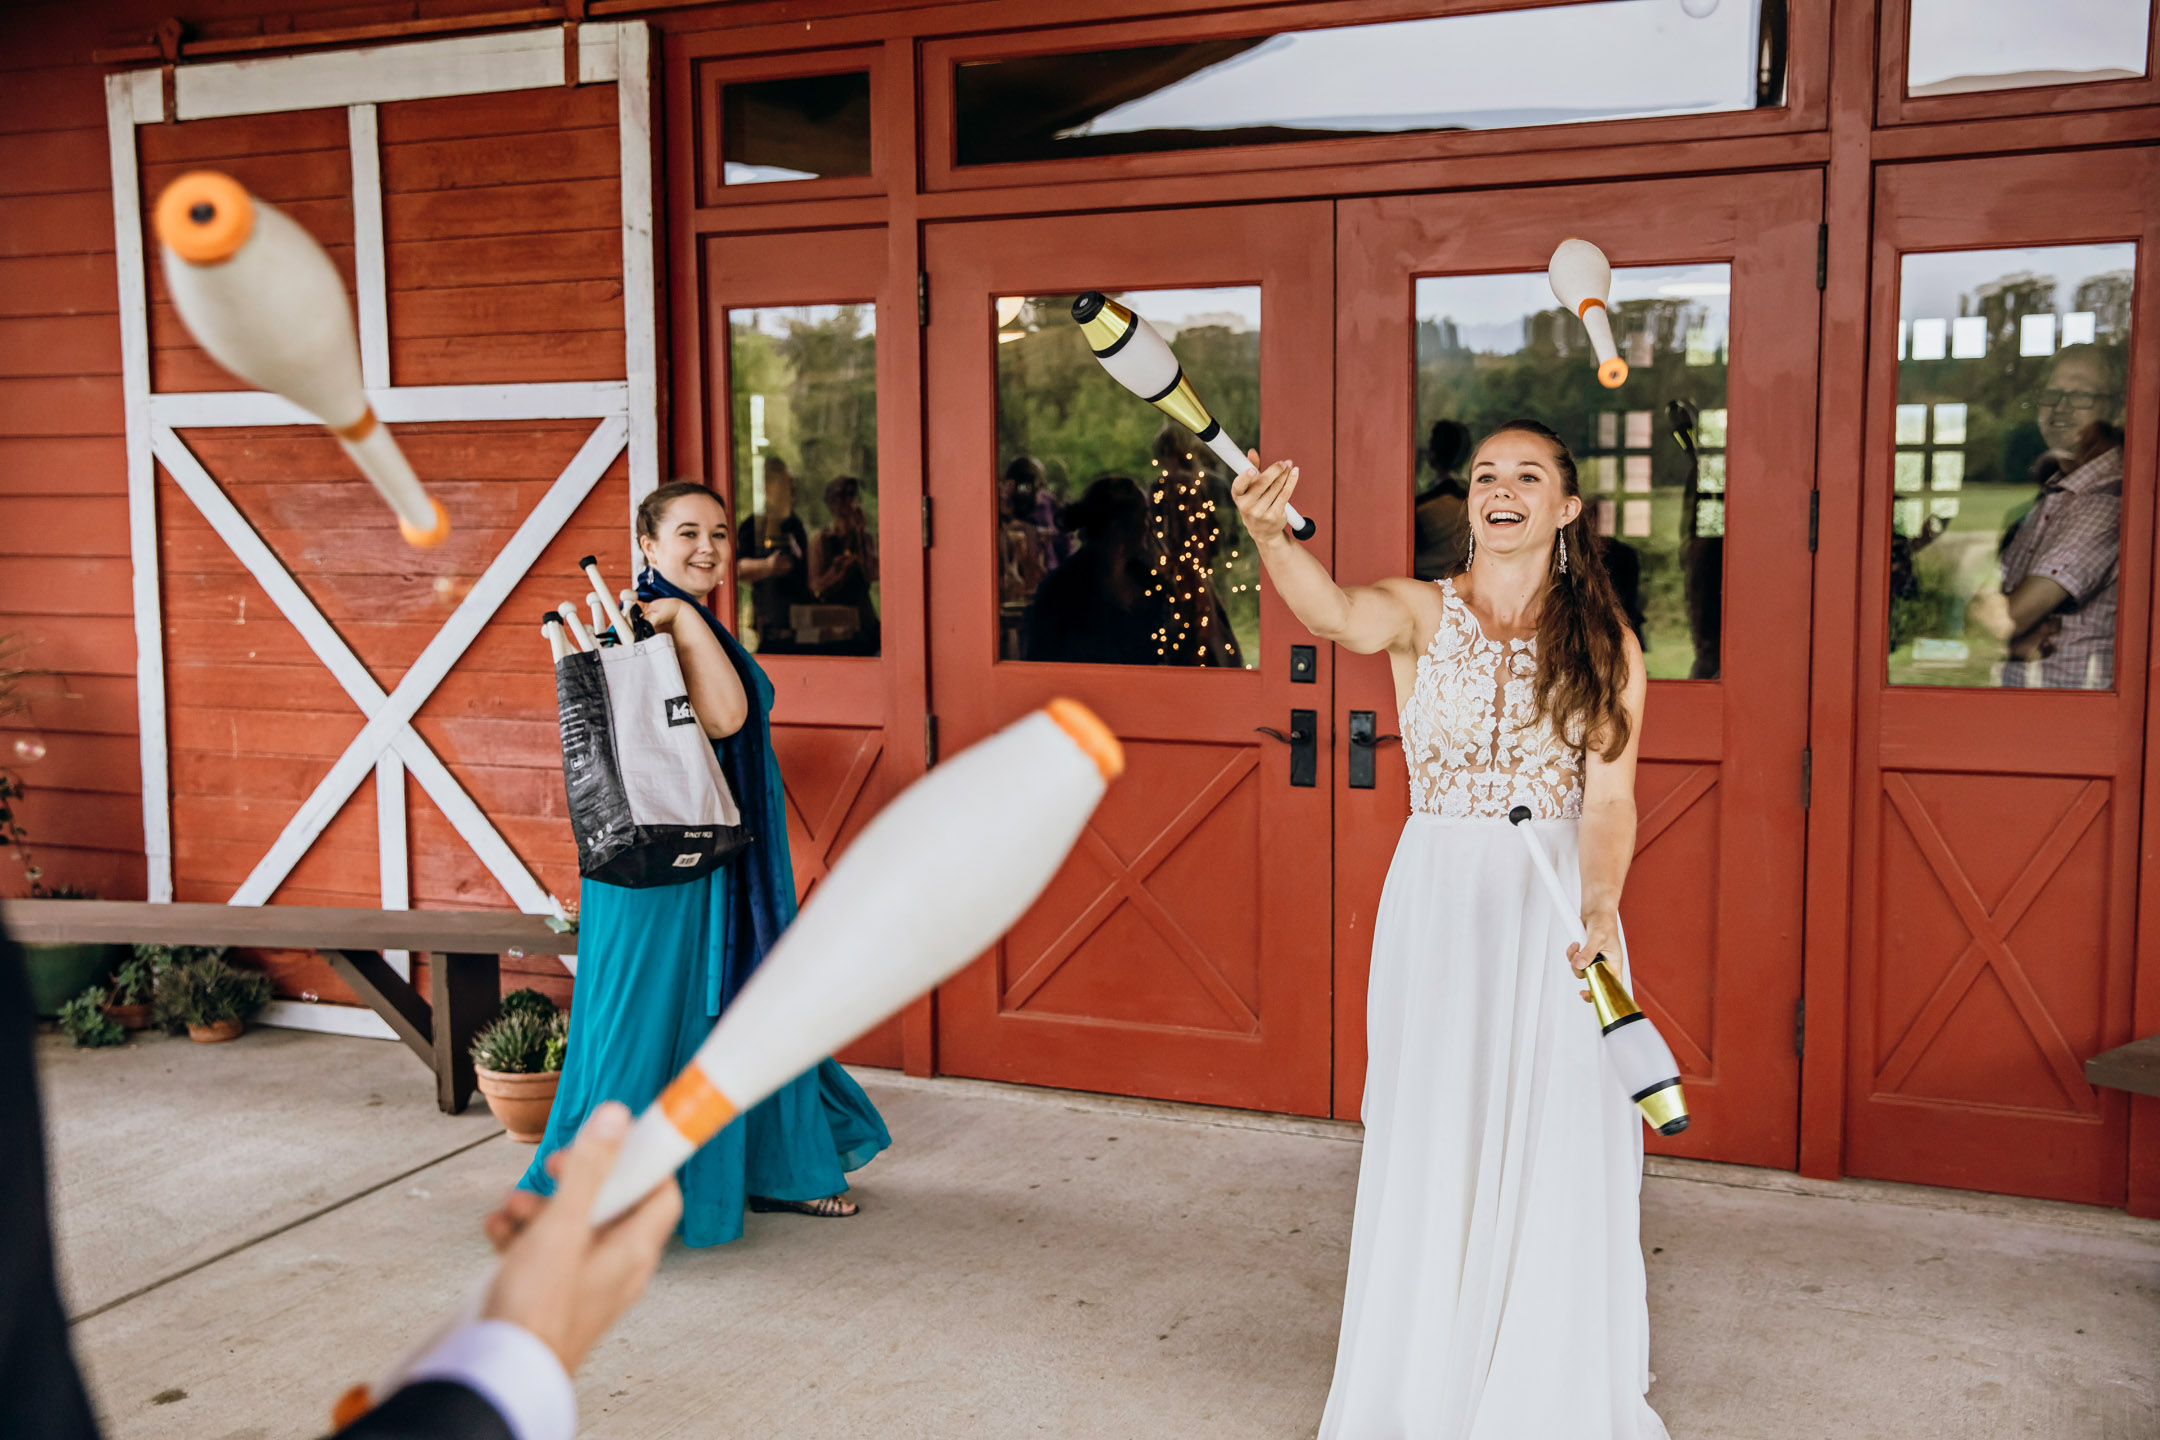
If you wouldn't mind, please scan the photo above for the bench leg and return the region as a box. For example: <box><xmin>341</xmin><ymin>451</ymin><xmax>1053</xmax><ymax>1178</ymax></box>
<box><xmin>324</xmin><ymin>949</ymin><xmax>433</xmax><ymax>1072</ymax></box>
<box><xmin>433</xmin><ymin>951</ymin><xmax>500</xmax><ymax>1115</ymax></box>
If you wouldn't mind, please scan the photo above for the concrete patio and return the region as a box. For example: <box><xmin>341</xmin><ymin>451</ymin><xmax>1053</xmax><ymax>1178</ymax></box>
<box><xmin>38</xmin><ymin>1026</ymin><xmax>2160</xmax><ymax>1439</ymax></box>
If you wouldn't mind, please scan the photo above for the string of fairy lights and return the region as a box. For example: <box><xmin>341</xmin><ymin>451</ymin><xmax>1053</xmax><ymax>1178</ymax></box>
<box><xmin>1147</xmin><ymin>447</ymin><xmax>1246</xmax><ymax>664</ymax></box>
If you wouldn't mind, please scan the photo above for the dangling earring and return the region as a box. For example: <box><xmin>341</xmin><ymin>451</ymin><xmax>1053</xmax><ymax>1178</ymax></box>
<box><xmin>1557</xmin><ymin>529</ymin><xmax>1569</xmax><ymax>575</ymax></box>
<box><xmin>1464</xmin><ymin>528</ymin><xmax>1475</xmax><ymax>570</ymax></box>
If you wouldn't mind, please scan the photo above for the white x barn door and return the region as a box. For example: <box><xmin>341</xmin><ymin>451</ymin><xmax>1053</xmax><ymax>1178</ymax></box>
<box><xmin>107</xmin><ymin>25</ymin><xmax>658</xmax><ymax>1026</ymax></box>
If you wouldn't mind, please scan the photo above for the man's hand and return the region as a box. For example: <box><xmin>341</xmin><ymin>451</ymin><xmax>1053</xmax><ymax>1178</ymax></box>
<box><xmin>479</xmin><ymin>1104</ymin><xmax>682</xmax><ymax>1375</ymax></box>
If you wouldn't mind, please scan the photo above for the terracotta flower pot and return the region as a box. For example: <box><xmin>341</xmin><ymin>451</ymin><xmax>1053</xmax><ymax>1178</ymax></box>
<box><xmin>187</xmin><ymin>1018</ymin><xmax>244</xmax><ymax>1044</ymax></box>
<box><xmin>475</xmin><ymin>1067</ymin><xmax>560</xmax><ymax>1143</ymax></box>
<box><xmin>104</xmin><ymin>1002</ymin><xmax>154</xmax><ymax>1031</ymax></box>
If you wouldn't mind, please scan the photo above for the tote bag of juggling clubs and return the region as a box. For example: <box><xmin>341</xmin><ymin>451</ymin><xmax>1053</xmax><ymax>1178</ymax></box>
<box><xmin>556</xmin><ymin>634</ymin><xmax>752</xmax><ymax>887</ymax></box>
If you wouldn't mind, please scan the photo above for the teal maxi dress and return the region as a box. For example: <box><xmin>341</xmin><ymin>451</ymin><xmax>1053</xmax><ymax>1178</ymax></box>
<box><xmin>520</xmin><ymin>569</ymin><xmax>890</xmax><ymax>1246</ymax></box>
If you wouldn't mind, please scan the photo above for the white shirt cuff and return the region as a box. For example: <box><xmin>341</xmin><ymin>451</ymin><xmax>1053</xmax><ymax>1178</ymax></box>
<box><xmin>405</xmin><ymin>1320</ymin><xmax>576</xmax><ymax>1440</ymax></box>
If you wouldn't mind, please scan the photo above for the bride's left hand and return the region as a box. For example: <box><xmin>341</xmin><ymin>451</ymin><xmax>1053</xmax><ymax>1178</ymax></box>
<box><xmin>1569</xmin><ymin>912</ymin><xmax>1621</xmax><ymax>1002</ymax></box>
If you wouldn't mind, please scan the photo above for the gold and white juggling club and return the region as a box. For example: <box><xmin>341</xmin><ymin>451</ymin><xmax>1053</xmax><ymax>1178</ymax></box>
<box><xmin>1547</xmin><ymin>238</ymin><xmax>1630</xmax><ymax>390</ymax></box>
<box><xmin>153</xmin><ymin>171</ymin><xmax>451</xmax><ymax>546</ymax></box>
<box><xmin>1506</xmin><ymin>805</ymin><xmax>1689</xmax><ymax>1136</ymax></box>
<box><xmin>1071</xmin><ymin>292</ymin><xmax>1316</xmax><ymax>541</ymax></box>
<box><xmin>345</xmin><ymin>700</ymin><xmax>1124</xmax><ymax>1423</ymax></box>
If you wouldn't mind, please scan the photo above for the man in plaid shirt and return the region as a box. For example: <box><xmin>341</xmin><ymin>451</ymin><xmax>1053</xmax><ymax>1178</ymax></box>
<box><xmin>1972</xmin><ymin>347</ymin><xmax>2125</xmax><ymax>690</ymax></box>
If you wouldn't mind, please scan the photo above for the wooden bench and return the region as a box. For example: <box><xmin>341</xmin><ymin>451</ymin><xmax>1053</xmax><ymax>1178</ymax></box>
<box><xmin>2087</xmin><ymin>1036</ymin><xmax>2160</xmax><ymax>1099</ymax></box>
<box><xmin>6</xmin><ymin>900</ymin><xmax>573</xmax><ymax>1116</ymax></box>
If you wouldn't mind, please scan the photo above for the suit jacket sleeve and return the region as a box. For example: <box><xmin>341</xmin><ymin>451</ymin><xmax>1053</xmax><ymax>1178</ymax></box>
<box><xmin>329</xmin><ymin>1379</ymin><xmax>518</xmax><ymax>1440</ymax></box>
<box><xmin>0</xmin><ymin>918</ymin><xmax>103</xmax><ymax>1440</ymax></box>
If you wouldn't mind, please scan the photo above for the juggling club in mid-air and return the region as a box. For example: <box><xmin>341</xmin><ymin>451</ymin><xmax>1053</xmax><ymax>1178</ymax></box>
<box><xmin>1507</xmin><ymin>805</ymin><xmax>1689</xmax><ymax>1135</ymax></box>
<box><xmin>338</xmin><ymin>699</ymin><xmax>1125</xmax><ymax>1427</ymax></box>
<box><xmin>1548</xmin><ymin>238</ymin><xmax>1630</xmax><ymax>390</ymax></box>
<box><xmin>154</xmin><ymin>170</ymin><xmax>451</xmax><ymax>547</ymax></box>
<box><xmin>1071</xmin><ymin>292</ymin><xmax>1316</xmax><ymax>541</ymax></box>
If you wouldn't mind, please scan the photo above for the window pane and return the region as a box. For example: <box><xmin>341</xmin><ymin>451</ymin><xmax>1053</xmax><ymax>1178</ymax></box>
<box><xmin>721</xmin><ymin>72</ymin><xmax>872</xmax><ymax>185</ymax></box>
<box><xmin>1415</xmin><ymin>265</ymin><xmax>1733</xmax><ymax>681</ymax></box>
<box><xmin>1888</xmin><ymin>246</ymin><xmax>2134</xmax><ymax>689</ymax></box>
<box><xmin>954</xmin><ymin>0</ymin><xmax>1787</xmax><ymax>168</ymax></box>
<box><xmin>1908</xmin><ymin>0</ymin><xmax>2150</xmax><ymax>97</ymax></box>
<box><xmin>729</xmin><ymin>305</ymin><xmax>879</xmax><ymax>655</ymax></box>
<box><xmin>995</xmin><ymin>289</ymin><xmax>1261</xmax><ymax>669</ymax></box>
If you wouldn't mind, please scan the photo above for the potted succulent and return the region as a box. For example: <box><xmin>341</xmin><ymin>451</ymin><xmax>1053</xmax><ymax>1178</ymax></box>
<box><xmin>153</xmin><ymin>947</ymin><xmax>272</xmax><ymax>1043</ymax></box>
<box><xmin>57</xmin><ymin>986</ymin><xmax>125</xmax><ymax>1048</ymax></box>
<box><xmin>102</xmin><ymin>948</ymin><xmax>167</xmax><ymax>1030</ymax></box>
<box><xmin>471</xmin><ymin>988</ymin><xmax>567</xmax><ymax>1142</ymax></box>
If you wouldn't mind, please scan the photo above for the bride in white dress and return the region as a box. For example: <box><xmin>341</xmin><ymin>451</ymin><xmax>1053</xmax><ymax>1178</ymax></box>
<box><xmin>1234</xmin><ymin>420</ymin><xmax>1667</xmax><ymax>1439</ymax></box>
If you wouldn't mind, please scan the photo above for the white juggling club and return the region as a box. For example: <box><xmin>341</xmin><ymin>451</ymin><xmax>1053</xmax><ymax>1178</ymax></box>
<box><xmin>1548</xmin><ymin>238</ymin><xmax>1630</xmax><ymax>390</ymax></box>
<box><xmin>342</xmin><ymin>700</ymin><xmax>1124</xmax><ymax>1426</ymax></box>
<box><xmin>543</xmin><ymin>612</ymin><xmax>569</xmax><ymax>664</ymax></box>
<box><xmin>1071</xmin><ymin>292</ymin><xmax>1316</xmax><ymax>541</ymax></box>
<box><xmin>1506</xmin><ymin>805</ymin><xmax>1689</xmax><ymax>1135</ymax></box>
<box><xmin>555</xmin><ymin>602</ymin><xmax>596</xmax><ymax>652</ymax></box>
<box><xmin>154</xmin><ymin>171</ymin><xmax>451</xmax><ymax>547</ymax></box>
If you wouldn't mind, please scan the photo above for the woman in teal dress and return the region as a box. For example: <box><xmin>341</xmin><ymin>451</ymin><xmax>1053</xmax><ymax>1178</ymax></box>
<box><xmin>521</xmin><ymin>481</ymin><xmax>889</xmax><ymax>1244</ymax></box>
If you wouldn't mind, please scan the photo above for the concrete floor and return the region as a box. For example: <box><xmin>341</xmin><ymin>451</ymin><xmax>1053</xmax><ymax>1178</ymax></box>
<box><xmin>37</xmin><ymin>1028</ymin><xmax>2160</xmax><ymax>1439</ymax></box>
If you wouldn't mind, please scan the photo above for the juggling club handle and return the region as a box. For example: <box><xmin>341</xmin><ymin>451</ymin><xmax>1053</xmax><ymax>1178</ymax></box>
<box><xmin>1201</xmin><ymin>430</ymin><xmax>1317</xmax><ymax>542</ymax></box>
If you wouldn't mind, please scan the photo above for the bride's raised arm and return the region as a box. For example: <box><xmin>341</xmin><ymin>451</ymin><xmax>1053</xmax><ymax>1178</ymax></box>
<box><xmin>1232</xmin><ymin>455</ymin><xmax>1422</xmax><ymax>657</ymax></box>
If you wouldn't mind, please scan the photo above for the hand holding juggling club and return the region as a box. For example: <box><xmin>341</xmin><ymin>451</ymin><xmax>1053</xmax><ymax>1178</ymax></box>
<box><xmin>341</xmin><ymin>699</ymin><xmax>1125</xmax><ymax>1424</ymax></box>
<box><xmin>1506</xmin><ymin>806</ymin><xmax>1689</xmax><ymax>1136</ymax></box>
<box><xmin>1548</xmin><ymin>238</ymin><xmax>1630</xmax><ymax>390</ymax></box>
<box><xmin>153</xmin><ymin>171</ymin><xmax>450</xmax><ymax>546</ymax></box>
<box><xmin>1072</xmin><ymin>292</ymin><xmax>1316</xmax><ymax>541</ymax></box>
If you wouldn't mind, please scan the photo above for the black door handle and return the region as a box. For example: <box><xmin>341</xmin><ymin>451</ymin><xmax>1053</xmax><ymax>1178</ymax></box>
<box><xmin>1255</xmin><ymin>709</ymin><xmax>1318</xmax><ymax>787</ymax></box>
<box><xmin>1348</xmin><ymin>710</ymin><xmax>1399</xmax><ymax>789</ymax></box>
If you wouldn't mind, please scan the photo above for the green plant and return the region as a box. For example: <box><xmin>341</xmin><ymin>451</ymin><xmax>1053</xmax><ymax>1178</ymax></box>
<box><xmin>499</xmin><ymin>988</ymin><xmax>559</xmax><ymax>1023</ymax></box>
<box><xmin>471</xmin><ymin>1010</ymin><xmax>554</xmax><ymax>1074</ymax></box>
<box><xmin>110</xmin><ymin>953</ymin><xmax>162</xmax><ymax>1007</ymax></box>
<box><xmin>154</xmin><ymin>951</ymin><xmax>272</xmax><ymax>1031</ymax></box>
<box><xmin>58</xmin><ymin>986</ymin><xmax>124</xmax><ymax>1048</ymax></box>
<box><xmin>542</xmin><ymin>1012</ymin><xmax>568</xmax><ymax>1073</ymax></box>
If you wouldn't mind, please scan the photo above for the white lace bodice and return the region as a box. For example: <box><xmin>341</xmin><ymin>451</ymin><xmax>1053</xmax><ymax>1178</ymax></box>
<box><xmin>1402</xmin><ymin>580</ymin><xmax>1585</xmax><ymax>820</ymax></box>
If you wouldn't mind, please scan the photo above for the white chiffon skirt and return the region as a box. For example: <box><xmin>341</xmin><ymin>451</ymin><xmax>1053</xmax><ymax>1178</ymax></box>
<box><xmin>1319</xmin><ymin>815</ymin><xmax>1669</xmax><ymax>1440</ymax></box>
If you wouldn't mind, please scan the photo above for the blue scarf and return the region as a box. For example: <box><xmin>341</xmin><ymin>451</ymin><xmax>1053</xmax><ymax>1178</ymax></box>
<box><xmin>636</xmin><ymin>567</ymin><xmax>798</xmax><ymax>1015</ymax></box>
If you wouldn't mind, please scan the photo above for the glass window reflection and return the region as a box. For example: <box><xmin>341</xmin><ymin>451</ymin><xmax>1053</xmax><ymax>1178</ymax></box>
<box><xmin>729</xmin><ymin>304</ymin><xmax>880</xmax><ymax>655</ymax></box>
<box><xmin>954</xmin><ymin>0</ymin><xmax>1786</xmax><ymax>168</ymax></box>
<box><xmin>1415</xmin><ymin>266</ymin><xmax>1733</xmax><ymax>680</ymax></box>
<box><xmin>1889</xmin><ymin>246</ymin><xmax>2134</xmax><ymax>689</ymax></box>
<box><xmin>1908</xmin><ymin>0</ymin><xmax>2150</xmax><ymax>98</ymax></box>
<box><xmin>720</xmin><ymin>72</ymin><xmax>873</xmax><ymax>185</ymax></box>
<box><xmin>994</xmin><ymin>289</ymin><xmax>1261</xmax><ymax>668</ymax></box>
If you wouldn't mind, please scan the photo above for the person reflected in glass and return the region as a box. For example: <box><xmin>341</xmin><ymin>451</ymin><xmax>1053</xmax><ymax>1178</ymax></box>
<box><xmin>1971</xmin><ymin>344</ymin><xmax>2126</xmax><ymax>688</ymax></box>
<box><xmin>738</xmin><ymin>456</ymin><xmax>810</xmax><ymax>654</ymax></box>
<box><xmin>1413</xmin><ymin>420</ymin><xmax>1471</xmax><ymax>582</ymax></box>
<box><xmin>998</xmin><ymin>461</ymin><xmax>1051</xmax><ymax>607</ymax></box>
<box><xmin>1006</xmin><ymin>455</ymin><xmax>1069</xmax><ymax>570</ymax></box>
<box><xmin>808</xmin><ymin>474</ymin><xmax>881</xmax><ymax>656</ymax></box>
<box><xmin>1024</xmin><ymin>475</ymin><xmax>1169</xmax><ymax>665</ymax></box>
<box><xmin>1408</xmin><ymin>418</ymin><xmax>1477</xmax><ymax>582</ymax></box>
<box><xmin>1148</xmin><ymin>429</ymin><xmax>1242</xmax><ymax>667</ymax></box>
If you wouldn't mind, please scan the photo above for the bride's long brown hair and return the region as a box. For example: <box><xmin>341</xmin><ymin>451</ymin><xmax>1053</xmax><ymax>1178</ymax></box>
<box><xmin>1472</xmin><ymin>419</ymin><xmax>1634</xmax><ymax>762</ymax></box>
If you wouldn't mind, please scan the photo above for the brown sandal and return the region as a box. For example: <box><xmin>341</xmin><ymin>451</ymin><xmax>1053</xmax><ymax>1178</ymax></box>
<box><xmin>748</xmin><ymin>1194</ymin><xmax>859</xmax><ymax>1218</ymax></box>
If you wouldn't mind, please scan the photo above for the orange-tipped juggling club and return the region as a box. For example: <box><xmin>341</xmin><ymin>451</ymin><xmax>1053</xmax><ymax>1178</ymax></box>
<box><xmin>155</xmin><ymin>170</ymin><xmax>450</xmax><ymax>546</ymax></box>
<box><xmin>1548</xmin><ymin>238</ymin><xmax>1629</xmax><ymax>390</ymax></box>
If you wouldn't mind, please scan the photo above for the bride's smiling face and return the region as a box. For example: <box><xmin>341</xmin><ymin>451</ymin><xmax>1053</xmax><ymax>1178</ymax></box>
<box><xmin>1468</xmin><ymin>430</ymin><xmax>1581</xmax><ymax>560</ymax></box>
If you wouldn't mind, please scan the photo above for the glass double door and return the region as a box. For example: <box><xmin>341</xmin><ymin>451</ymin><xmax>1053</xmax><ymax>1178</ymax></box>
<box><xmin>923</xmin><ymin>176</ymin><xmax>1820</xmax><ymax>1156</ymax></box>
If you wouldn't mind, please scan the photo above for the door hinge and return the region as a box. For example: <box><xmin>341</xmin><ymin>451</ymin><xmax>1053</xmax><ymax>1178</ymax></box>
<box><xmin>1808</xmin><ymin>490</ymin><xmax>1819</xmax><ymax>552</ymax></box>
<box><xmin>921</xmin><ymin>495</ymin><xmax>934</xmax><ymax>549</ymax></box>
<box><xmin>917</xmin><ymin>271</ymin><xmax>928</xmax><ymax>327</ymax></box>
<box><xmin>1794</xmin><ymin>998</ymin><xmax>1806</xmax><ymax>1058</ymax></box>
<box><xmin>924</xmin><ymin>713</ymin><xmax>939</xmax><ymax>768</ymax></box>
<box><xmin>1801</xmin><ymin>746</ymin><xmax>1812</xmax><ymax>809</ymax></box>
<box><xmin>1815</xmin><ymin>222</ymin><xmax>1827</xmax><ymax>290</ymax></box>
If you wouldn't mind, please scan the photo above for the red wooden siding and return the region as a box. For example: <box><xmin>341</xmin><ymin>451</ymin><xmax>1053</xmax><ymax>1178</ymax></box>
<box><xmin>0</xmin><ymin>37</ymin><xmax>139</xmax><ymax>901</ymax></box>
